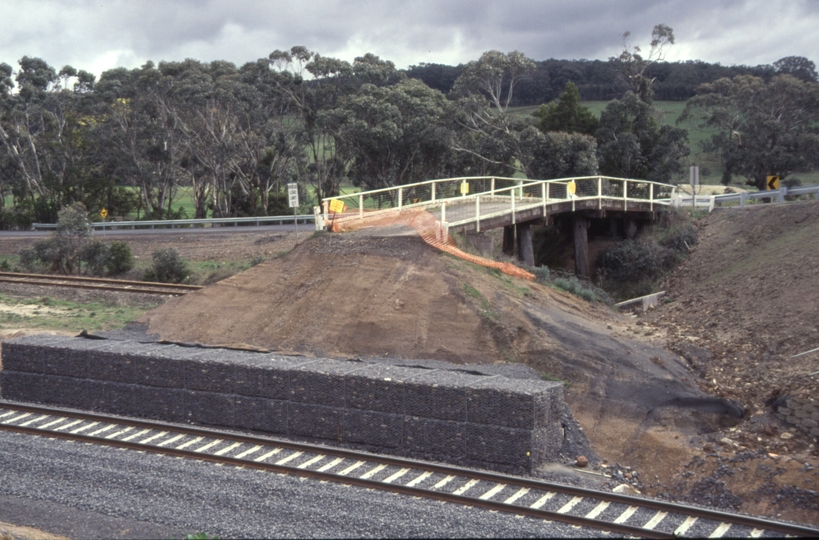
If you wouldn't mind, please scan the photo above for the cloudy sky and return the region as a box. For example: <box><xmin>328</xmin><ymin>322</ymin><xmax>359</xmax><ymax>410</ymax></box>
<box><xmin>1</xmin><ymin>0</ymin><xmax>817</xmax><ymax>77</ymax></box>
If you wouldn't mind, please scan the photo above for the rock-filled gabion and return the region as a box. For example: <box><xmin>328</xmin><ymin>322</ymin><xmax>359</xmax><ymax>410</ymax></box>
<box><xmin>1</xmin><ymin>335</ymin><xmax>563</xmax><ymax>473</ymax></box>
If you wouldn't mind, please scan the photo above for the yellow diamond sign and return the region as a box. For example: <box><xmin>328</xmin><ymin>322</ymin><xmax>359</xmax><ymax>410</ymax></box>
<box><xmin>100</xmin><ymin>208</ymin><xmax>108</xmax><ymax>219</ymax></box>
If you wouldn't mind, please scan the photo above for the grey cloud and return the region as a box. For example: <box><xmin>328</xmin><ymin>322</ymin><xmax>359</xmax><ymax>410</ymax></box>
<box><xmin>0</xmin><ymin>0</ymin><xmax>817</xmax><ymax>77</ymax></box>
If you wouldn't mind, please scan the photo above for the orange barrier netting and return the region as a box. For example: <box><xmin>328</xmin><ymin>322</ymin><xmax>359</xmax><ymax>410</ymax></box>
<box><xmin>330</xmin><ymin>208</ymin><xmax>535</xmax><ymax>281</ymax></box>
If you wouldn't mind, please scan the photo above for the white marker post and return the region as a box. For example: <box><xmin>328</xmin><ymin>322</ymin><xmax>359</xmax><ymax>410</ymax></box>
<box><xmin>287</xmin><ymin>183</ymin><xmax>299</xmax><ymax>241</ymax></box>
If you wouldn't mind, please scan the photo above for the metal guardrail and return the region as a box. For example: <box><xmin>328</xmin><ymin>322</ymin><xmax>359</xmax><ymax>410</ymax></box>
<box><xmin>672</xmin><ymin>185</ymin><xmax>819</xmax><ymax>211</ymax></box>
<box><xmin>32</xmin><ymin>214</ymin><xmax>316</xmax><ymax>231</ymax></box>
<box><xmin>319</xmin><ymin>176</ymin><xmax>677</xmax><ymax>231</ymax></box>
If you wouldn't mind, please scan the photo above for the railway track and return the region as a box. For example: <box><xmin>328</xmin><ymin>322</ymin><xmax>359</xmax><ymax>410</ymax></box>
<box><xmin>1</xmin><ymin>401</ymin><xmax>815</xmax><ymax>538</ymax></box>
<box><xmin>0</xmin><ymin>272</ymin><xmax>203</xmax><ymax>295</ymax></box>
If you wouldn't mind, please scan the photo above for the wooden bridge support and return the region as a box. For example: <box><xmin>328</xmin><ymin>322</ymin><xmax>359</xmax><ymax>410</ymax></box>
<box><xmin>573</xmin><ymin>214</ymin><xmax>590</xmax><ymax>278</ymax></box>
<box><xmin>517</xmin><ymin>222</ymin><xmax>535</xmax><ymax>267</ymax></box>
<box><xmin>625</xmin><ymin>217</ymin><xmax>638</xmax><ymax>240</ymax></box>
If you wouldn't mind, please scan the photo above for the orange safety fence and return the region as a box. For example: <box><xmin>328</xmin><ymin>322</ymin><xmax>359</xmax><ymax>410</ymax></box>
<box><xmin>329</xmin><ymin>208</ymin><xmax>535</xmax><ymax>281</ymax></box>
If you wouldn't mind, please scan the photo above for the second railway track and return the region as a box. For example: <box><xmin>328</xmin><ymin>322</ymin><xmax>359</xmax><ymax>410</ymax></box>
<box><xmin>0</xmin><ymin>401</ymin><xmax>815</xmax><ymax>538</ymax></box>
<box><xmin>0</xmin><ymin>272</ymin><xmax>203</xmax><ymax>295</ymax></box>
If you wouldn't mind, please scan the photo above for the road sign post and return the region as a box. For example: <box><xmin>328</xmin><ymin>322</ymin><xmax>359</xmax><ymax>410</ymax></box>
<box><xmin>287</xmin><ymin>183</ymin><xmax>299</xmax><ymax>240</ymax></box>
<box><xmin>690</xmin><ymin>166</ymin><xmax>699</xmax><ymax>208</ymax></box>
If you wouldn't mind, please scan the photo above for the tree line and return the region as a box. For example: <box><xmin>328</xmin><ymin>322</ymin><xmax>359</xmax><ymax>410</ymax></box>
<box><xmin>1</xmin><ymin>25</ymin><xmax>817</xmax><ymax>228</ymax></box>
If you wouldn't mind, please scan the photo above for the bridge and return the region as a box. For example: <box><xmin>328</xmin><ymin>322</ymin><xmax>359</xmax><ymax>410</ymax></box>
<box><xmin>317</xmin><ymin>176</ymin><xmax>676</xmax><ymax>278</ymax></box>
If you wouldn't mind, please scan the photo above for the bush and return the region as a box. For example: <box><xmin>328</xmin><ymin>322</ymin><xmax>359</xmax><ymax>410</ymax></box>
<box><xmin>79</xmin><ymin>240</ymin><xmax>109</xmax><ymax>276</ymax></box>
<box><xmin>144</xmin><ymin>248</ymin><xmax>189</xmax><ymax>284</ymax></box>
<box><xmin>106</xmin><ymin>241</ymin><xmax>134</xmax><ymax>275</ymax></box>
<box><xmin>658</xmin><ymin>223</ymin><xmax>698</xmax><ymax>253</ymax></box>
<box><xmin>528</xmin><ymin>264</ymin><xmax>612</xmax><ymax>304</ymax></box>
<box><xmin>18</xmin><ymin>238</ymin><xmax>60</xmax><ymax>272</ymax></box>
<box><xmin>598</xmin><ymin>240</ymin><xmax>677</xmax><ymax>283</ymax></box>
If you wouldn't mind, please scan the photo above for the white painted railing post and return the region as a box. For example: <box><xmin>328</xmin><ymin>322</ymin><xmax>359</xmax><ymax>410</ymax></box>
<box><xmin>623</xmin><ymin>179</ymin><xmax>628</xmax><ymax>212</ymax></box>
<box><xmin>650</xmin><ymin>183</ymin><xmax>654</xmax><ymax>212</ymax></box>
<box><xmin>491</xmin><ymin>177</ymin><xmax>495</xmax><ymax>196</ymax></box>
<box><xmin>359</xmin><ymin>194</ymin><xmax>364</xmax><ymax>220</ymax></box>
<box><xmin>398</xmin><ymin>188</ymin><xmax>403</xmax><ymax>210</ymax></box>
<box><xmin>541</xmin><ymin>182</ymin><xmax>546</xmax><ymax>215</ymax></box>
<box><xmin>476</xmin><ymin>196</ymin><xmax>481</xmax><ymax>232</ymax></box>
<box><xmin>431</xmin><ymin>182</ymin><xmax>436</xmax><ymax>203</ymax></box>
<box><xmin>511</xmin><ymin>187</ymin><xmax>516</xmax><ymax>224</ymax></box>
<box><xmin>598</xmin><ymin>176</ymin><xmax>603</xmax><ymax>210</ymax></box>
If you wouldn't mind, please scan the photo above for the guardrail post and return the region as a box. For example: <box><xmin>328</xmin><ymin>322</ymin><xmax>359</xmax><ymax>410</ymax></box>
<box><xmin>779</xmin><ymin>187</ymin><xmax>786</xmax><ymax>203</ymax></box>
<box><xmin>398</xmin><ymin>188</ymin><xmax>403</xmax><ymax>210</ymax></box>
<box><xmin>476</xmin><ymin>196</ymin><xmax>481</xmax><ymax>232</ymax></box>
<box><xmin>598</xmin><ymin>177</ymin><xmax>603</xmax><ymax>210</ymax></box>
<box><xmin>491</xmin><ymin>177</ymin><xmax>495</xmax><ymax>196</ymax></box>
<box><xmin>650</xmin><ymin>183</ymin><xmax>654</xmax><ymax>212</ymax></box>
<box><xmin>359</xmin><ymin>194</ymin><xmax>364</xmax><ymax>220</ymax></box>
<box><xmin>740</xmin><ymin>192</ymin><xmax>747</xmax><ymax>207</ymax></box>
<box><xmin>431</xmin><ymin>182</ymin><xmax>436</xmax><ymax>203</ymax></box>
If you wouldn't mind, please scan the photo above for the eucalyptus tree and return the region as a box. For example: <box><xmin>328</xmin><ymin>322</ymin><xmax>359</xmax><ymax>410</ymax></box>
<box><xmin>596</xmin><ymin>91</ymin><xmax>689</xmax><ymax>182</ymax></box>
<box><xmin>449</xmin><ymin>50</ymin><xmax>537</xmax><ymax>177</ymax></box>
<box><xmin>0</xmin><ymin>57</ymin><xmax>106</xmax><ymax>221</ymax></box>
<box><xmin>451</xmin><ymin>50</ymin><xmax>536</xmax><ymax>112</ymax></box>
<box><xmin>680</xmin><ymin>74</ymin><xmax>819</xmax><ymax>189</ymax></box>
<box><xmin>320</xmin><ymin>77</ymin><xmax>454</xmax><ymax>192</ymax></box>
<box><xmin>266</xmin><ymin>47</ymin><xmax>399</xmax><ymax>203</ymax></box>
<box><xmin>97</xmin><ymin>61</ymin><xmax>185</xmax><ymax>219</ymax></box>
<box><xmin>615</xmin><ymin>24</ymin><xmax>675</xmax><ymax>103</ymax></box>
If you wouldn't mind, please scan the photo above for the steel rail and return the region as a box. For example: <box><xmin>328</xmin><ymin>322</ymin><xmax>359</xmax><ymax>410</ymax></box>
<box><xmin>1</xmin><ymin>401</ymin><xmax>816</xmax><ymax>538</ymax></box>
<box><xmin>0</xmin><ymin>272</ymin><xmax>203</xmax><ymax>295</ymax></box>
<box><xmin>0</xmin><ymin>272</ymin><xmax>202</xmax><ymax>289</ymax></box>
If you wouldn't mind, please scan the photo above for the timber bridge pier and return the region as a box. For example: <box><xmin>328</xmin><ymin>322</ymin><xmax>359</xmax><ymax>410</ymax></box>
<box><xmin>318</xmin><ymin>176</ymin><xmax>677</xmax><ymax>277</ymax></box>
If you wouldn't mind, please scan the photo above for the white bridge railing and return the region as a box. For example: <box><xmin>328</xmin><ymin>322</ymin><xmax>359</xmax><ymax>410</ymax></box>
<box><xmin>319</xmin><ymin>176</ymin><xmax>677</xmax><ymax>231</ymax></box>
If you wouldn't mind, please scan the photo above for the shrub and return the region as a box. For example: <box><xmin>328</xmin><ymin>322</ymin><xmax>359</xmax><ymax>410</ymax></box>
<box><xmin>79</xmin><ymin>240</ymin><xmax>109</xmax><ymax>276</ymax></box>
<box><xmin>144</xmin><ymin>248</ymin><xmax>189</xmax><ymax>284</ymax></box>
<box><xmin>598</xmin><ymin>240</ymin><xmax>677</xmax><ymax>283</ymax></box>
<box><xmin>658</xmin><ymin>223</ymin><xmax>698</xmax><ymax>253</ymax></box>
<box><xmin>106</xmin><ymin>241</ymin><xmax>134</xmax><ymax>275</ymax></box>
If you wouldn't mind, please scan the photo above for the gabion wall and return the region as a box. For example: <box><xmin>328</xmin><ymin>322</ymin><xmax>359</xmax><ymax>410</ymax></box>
<box><xmin>1</xmin><ymin>335</ymin><xmax>563</xmax><ymax>473</ymax></box>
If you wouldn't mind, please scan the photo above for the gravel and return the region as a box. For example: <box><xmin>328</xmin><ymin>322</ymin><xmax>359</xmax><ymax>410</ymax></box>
<box><xmin>0</xmin><ymin>430</ymin><xmax>604</xmax><ymax>539</ymax></box>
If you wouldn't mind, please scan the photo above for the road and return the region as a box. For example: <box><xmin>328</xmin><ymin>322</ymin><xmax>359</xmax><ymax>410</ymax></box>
<box><xmin>0</xmin><ymin>223</ymin><xmax>317</xmax><ymax>239</ymax></box>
